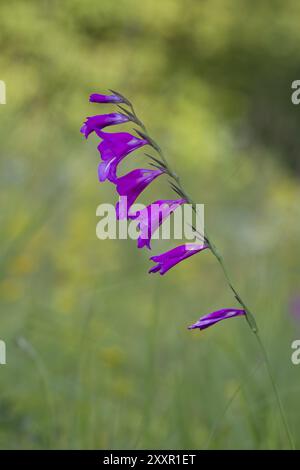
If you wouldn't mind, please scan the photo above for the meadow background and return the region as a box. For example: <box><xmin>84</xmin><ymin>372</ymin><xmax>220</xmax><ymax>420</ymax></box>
<box><xmin>0</xmin><ymin>0</ymin><xmax>300</xmax><ymax>449</ymax></box>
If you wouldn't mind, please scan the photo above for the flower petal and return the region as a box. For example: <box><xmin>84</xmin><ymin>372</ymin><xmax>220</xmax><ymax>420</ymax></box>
<box><xmin>96</xmin><ymin>132</ymin><xmax>148</xmax><ymax>182</ymax></box>
<box><xmin>149</xmin><ymin>243</ymin><xmax>209</xmax><ymax>275</ymax></box>
<box><xmin>115</xmin><ymin>168</ymin><xmax>163</xmax><ymax>219</ymax></box>
<box><xmin>188</xmin><ymin>308</ymin><xmax>245</xmax><ymax>331</ymax></box>
<box><xmin>131</xmin><ymin>199</ymin><xmax>186</xmax><ymax>249</ymax></box>
<box><xmin>89</xmin><ymin>93</ymin><xmax>124</xmax><ymax>103</ymax></box>
<box><xmin>81</xmin><ymin>113</ymin><xmax>129</xmax><ymax>138</ymax></box>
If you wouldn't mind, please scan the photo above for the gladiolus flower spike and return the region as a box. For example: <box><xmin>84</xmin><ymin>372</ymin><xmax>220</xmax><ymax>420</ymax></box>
<box><xmin>80</xmin><ymin>90</ymin><xmax>295</xmax><ymax>449</ymax></box>
<box><xmin>80</xmin><ymin>89</ymin><xmax>251</xmax><ymax>331</ymax></box>
<box><xmin>80</xmin><ymin>89</ymin><xmax>247</xmax><ymax>330</ymax></box>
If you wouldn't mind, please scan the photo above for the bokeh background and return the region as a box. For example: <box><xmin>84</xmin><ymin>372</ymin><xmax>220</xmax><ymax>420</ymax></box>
<box><xmin>0</xmin><ymin>0</ymin><xmax>300</xmax><ymax>450</ymax></box>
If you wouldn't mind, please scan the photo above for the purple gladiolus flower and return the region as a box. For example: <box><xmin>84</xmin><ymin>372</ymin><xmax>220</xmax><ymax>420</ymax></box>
<box><xmin>131</xmin><ymin>199</ymin><xmax>186</xmax><ymax>249</ymax></box>
<box><xmin>89</xmin><ymin>93</ymin><xmax>124</xmax><ymax>104</ymax></box>
<box><xmin>97</xmin><ymin>131</ymin><xmax>148</xmax><ymax>182</ymax></box>
<box><xmin>80</xmin><ymin>113</ymin><xmax>129</xmax><ymax>138</ymax></box>
<box><xmin>115</xmin><ymin>168</ymin><xmax>164</xmax><ymax>219</ymax></box>
<box><xmin>149</xmin><ymin>243</ymin><xmax>209</xmax><ymax>275</ymax></box>
<box><xmin>188</xmin><ymin>308</ymin><xmax>246</xmax><ymax>331</ymax></box>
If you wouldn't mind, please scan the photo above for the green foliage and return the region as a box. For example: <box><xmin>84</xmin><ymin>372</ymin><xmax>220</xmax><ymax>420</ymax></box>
<box><xmin>0</xmin><ymin>0</ymin><xmax>300</xmax><ymax>449</ymax></box>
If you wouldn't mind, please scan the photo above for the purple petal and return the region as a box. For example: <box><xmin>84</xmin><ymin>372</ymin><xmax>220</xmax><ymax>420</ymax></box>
<box><xmin>96</xmin><ymin>132</ymin><xmax>148</xmax><ymax>182</ymax></box>
<box><xmin>97</xmin><ymin>131</ymin><xmax>148</xmax><ymax>159</ymax></box>
<box><xmin>115</xmin><ymin>168</ymin><xmax>163</xmax><ymax>219</ymax></box>
<box><xmin>148</xmin><ymin>264</ymin><xmax>161</xmax><ymax>274</ymax></box>
<box><xmin>131</xmin><ymin>199</ymin><xmax>186</xmax><ymax>249</ymax></box>
<box><xmin>149</xmin><ymin>243</ymin><xmax>209</xmax><ymax>275</ymax></box>
<box><xmin>98</xmin><ymin>159</ymin><xmax>117</xmax><ymax>182</ymax></box>
<box><xmin>81</xmin><ymin>113</ymin><xmax>129</xmax><ymax>138</ymax></box>
<box><xmin>89</xmin><ymin>93</ymin><xmax>124</xmax><ymax>103</ymax></box>
<box><xmin>188</xmin><ymin>308</ymin><xmax>246</xmax><ymax>331</ymax></box>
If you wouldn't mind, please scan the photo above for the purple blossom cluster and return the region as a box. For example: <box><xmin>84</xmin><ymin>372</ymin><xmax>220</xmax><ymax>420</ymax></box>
<box><xmin>81</xmin><ymin>90</ymin><xmax>245</xmax><ymax>331</ymax></box>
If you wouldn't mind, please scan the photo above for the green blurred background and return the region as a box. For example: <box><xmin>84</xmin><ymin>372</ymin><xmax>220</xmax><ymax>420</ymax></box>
<box><xmin>0</xmin><ymin>0</ymin><xmax>300</xmax><ymax>450</ymax></box>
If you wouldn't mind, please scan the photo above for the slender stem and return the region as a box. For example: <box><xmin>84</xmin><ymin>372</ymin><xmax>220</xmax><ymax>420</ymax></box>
<box><xmin>127</xmin><ymin>100</ymin><xmax>295</xmax><ymax>449</ymax></box>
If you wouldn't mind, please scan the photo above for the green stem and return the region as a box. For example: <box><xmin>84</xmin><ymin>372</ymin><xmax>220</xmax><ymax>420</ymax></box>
<box><xmin>127</xmin><ymin>100</ymin><xmax>294</xmax><ymax>450</ymax></box>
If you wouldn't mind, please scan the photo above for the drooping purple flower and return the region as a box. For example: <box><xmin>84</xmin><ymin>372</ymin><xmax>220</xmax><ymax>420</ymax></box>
<box><xmin>80</xmin><ymin>113</ymin><xmax>129</xmax><ymax>139</ymax></box>
<box><xmin>149</xmin><ymin>243</ymin><xmax>209</xmax><ymax>275</ymax></box>
<box><xmin>115</xmin><ymin>168</ymin><xmax>164</xmax><ymax>219</ymax></box>
<box><xmin>89</xmin><ymin>93</ymin><xmax>124</xmax><ymax>104</ymax></box>
<box><xmin>97</xmin><ymin>131</ymin><xmax>148</xmax><ymax>183</ymax></box>
<box><xmin>131</xmin><ymin>199</ymin><xmax>186</xmax><ymax>249</ymax></box>
<box><xmin>188</xmin><ymin>308</ymin><xmax>246</xmax><ymax>331</ymax></box>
